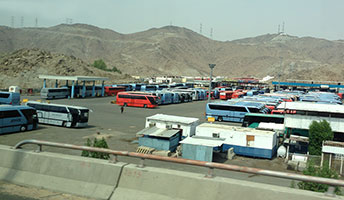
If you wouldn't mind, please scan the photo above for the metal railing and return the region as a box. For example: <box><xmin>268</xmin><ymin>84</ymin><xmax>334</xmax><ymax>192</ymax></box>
<box><xmin>13</xmin><ymin>139</ymin><xmax>344</xmax><ymax>195</ymax></box>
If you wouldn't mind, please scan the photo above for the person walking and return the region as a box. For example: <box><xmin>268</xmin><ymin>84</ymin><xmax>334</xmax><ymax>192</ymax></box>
<box><xmin>120</xmin><ymin>105</ymin><xmax>124</xmax><ymax>114</ymax></box>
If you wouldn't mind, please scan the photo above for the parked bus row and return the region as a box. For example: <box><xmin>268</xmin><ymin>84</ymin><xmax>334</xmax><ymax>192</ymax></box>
<box><xmin>114</xmin><ymin>88</ymin><xmax>209</xmax><ymax>108</ymax></box>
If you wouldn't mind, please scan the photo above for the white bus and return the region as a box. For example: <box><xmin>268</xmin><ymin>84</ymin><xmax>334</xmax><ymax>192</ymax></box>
<box><xmin>26</xmin><ymin>101</ymin><xmax>89</xmax><ymax>128</ymax></box>
<box><xmin>40</xmin><ymin>88</ymin><xmax>70</xmax><ymax>99</ymax></box>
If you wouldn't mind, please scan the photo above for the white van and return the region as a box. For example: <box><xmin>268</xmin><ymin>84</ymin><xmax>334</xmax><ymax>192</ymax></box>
<box><xmin>9</xmin><ymin>86</ymin><xmax>21</xmax><ymax>93</ymax></box>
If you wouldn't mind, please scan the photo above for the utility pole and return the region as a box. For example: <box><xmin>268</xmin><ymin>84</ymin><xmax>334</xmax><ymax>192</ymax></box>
<box><xmin>278</xmin><ymin>57</ymin><xmax>283</xmax><ymax>91</ymax></box>
<box><xmin>11</xmin><ymin>16</ymin><xmax>14</xmax><ymax>27</ymax></box>
<box><xmin>208</xmin><ymin>64</ymin><xmax>216</xmax><ymax>102</ymax></box>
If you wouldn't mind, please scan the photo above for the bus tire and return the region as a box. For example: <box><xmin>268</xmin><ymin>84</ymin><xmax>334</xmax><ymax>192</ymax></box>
<box><xmin>20</xmin><ymin>126</ymin><xmax>27</xmax><ymax>132</ymax></box>
<box><xmin>218</xmin><ymin>117</ymin><xmax>223</xmax><ymax>122</ymax></box>
<box><xmin>123</xmin><ymin>103</ymin><xmax>127</xmax><ymax>107</ymax></box>
<box><xmin>62</xmin><ymin>121</ymin><xmax>67</xmax><ymax>127</ymax></box>
<box><xmin>143</xmin><ymin>104</ymin><xmax>147</xmax><ymax>108</ymax></box>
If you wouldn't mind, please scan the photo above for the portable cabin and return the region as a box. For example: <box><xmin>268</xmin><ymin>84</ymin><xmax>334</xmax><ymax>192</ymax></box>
<box><xmin>180</xmin><ymin>136</ymin><xmax>223</xmax><ymax>162</ymax></box>
<box><xmin>194</xmin><ymin>123</ymin><xmax>278</xmax><ymax>159</ymax></box>
<box><xmin>145</xmin><ymin>114</ymin><xmax>200</xmax><ymax>138</ymax></box>
<box><xmin>136</xmin><ymin>126</ymin><xmax>181</xmax><ymax>151</ymax></box>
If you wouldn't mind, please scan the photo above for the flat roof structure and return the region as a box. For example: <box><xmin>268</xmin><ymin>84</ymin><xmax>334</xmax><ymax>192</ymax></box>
<box><xmin>146</xmin><ymin>114</ymin><xmax>199</xmax><ymax>125</ymax></box>
<box><xmin>39</xmin><ymin>75</ymin><xmax>108</xmax><ymax>98</ymax></box>
<box><xmin>39</xmin><ymin>75</ymin><xmax>108</xmax><ymax>81</ymax></box>
<box><xmin>277</xmin><ymin>102</ymin><xmax>344</xmax><ymax>113</ymax></box>
<box><xmin>136</xmin><ymin>126</ymin><xmax>180</xmax><ymax>138</ymax></box>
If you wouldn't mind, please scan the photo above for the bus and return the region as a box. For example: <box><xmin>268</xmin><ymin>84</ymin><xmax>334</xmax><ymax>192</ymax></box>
<box><xmin>141</xmin><ymin>85</ymin><xmax>158</xmax><ymax>91</ymax></box>
<box><xmin>206</xmin><ymin>101</ymin><xmax>270</xmax><ymax>123</ymax></box>
<box><xmin>104</xmin><ymin>86</ymin><xmax>126</xmax><ymax>96</ymax></box>
<box><xmin>242</xmin><ymin>113</ymin><xmax>284</xmax><ymax>128</ymax></box>
<box><xmin>40</xmin><ymin>88</ymin><xmax>70</xmax><ymax>99</ymax></box>
<box><xmin>116</xmin><ymin>92</ymin><xmax>158</xmax><ymax>108</ymax></box>
<box><xmin>0</xmin><ymin>92</ymin><xmax>20</xmax><ymax>105</ymax></box>
<box><xmin>220</xmin><ymin>91</ymin><xmax>233</xmax><ymax>100</ymax></box>
<box><xmin>26</xmin><ymin>101</ymin><xmax>89</xmax><ymax>128</ymax></box>
<box><xmin>0</xmin><ymin>105</ymin><xmax>38</xmax><ymax>134</ymax></box>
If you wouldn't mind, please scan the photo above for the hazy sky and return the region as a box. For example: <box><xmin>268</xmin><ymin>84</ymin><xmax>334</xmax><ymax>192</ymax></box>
<box><xmin>0</xmin><ymin>0</ymin><xmax>343</xmax><ymax>41</ymax></box>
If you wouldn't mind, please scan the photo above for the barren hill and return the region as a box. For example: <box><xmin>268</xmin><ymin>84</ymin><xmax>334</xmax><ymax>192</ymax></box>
<box><xmin>0</xmin><ymin>48</ymin><xmax>130</xmax><ymax>89</ymax></box>
<box><xmin>0</xmin><ymin>24</ymin><xmax>344</xmax><ymax>82</ymax></box>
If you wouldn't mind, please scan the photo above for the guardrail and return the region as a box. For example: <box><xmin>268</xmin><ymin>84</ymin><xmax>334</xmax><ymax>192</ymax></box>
<box><xmin>14</xmin><ymin>139</ymin><xmax>344</xmax><ymax>196</ymax></box>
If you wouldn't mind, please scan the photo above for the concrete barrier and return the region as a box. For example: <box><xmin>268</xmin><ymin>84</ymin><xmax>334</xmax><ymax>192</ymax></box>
<box><xmin>112</xmin><ymin>164</ymin><xmax>337</xmax><ymax>200</ymax></box>
<box><xmin>0</xmin><ymin>145</ymin><xmax>339</xmax><ymax>200</ymax></box>
<box><xmin>0</xmin><ymin>145</ymin><xmax>125</xmax><ymax>199</ymax></box>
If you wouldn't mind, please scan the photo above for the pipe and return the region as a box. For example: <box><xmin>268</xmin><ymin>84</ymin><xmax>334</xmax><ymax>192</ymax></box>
<box><xmin>13</xmin><ymin>139</ymin><xmax>344</xmax><ymax>187</ymax></box>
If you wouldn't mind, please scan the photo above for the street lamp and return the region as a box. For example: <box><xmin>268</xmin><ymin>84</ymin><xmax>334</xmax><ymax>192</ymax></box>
<box><xmin>208</xmin><ymin>64</ymin><xmax>216</xmax><ymax>102</ymax></box>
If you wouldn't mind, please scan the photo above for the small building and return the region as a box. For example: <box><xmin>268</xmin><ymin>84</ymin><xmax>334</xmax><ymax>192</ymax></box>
<box><xmin>180</xmin><ymin>136</ymin><xmax>224</xmax><ymax>162</ymax></box>
<box><xmin>136</xmin><ymin>126</ymin><xmax>181</xmax><ymax>151</ymax></box>
<box><xmin>145</xmin><ymin>114</ymin><xmax>200</xmax><ymax>138</ymax></box>
<box><xmin>322</xmin><ymin>141</ymin><xmax>344</xmax><ymax>175</ymax></box>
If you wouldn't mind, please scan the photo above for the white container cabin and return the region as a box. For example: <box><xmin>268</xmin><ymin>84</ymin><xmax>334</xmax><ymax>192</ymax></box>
<box><xmin>194</xmin><ymin>123</ymin><xmax>278</xmax><ymax>159</ymax></box>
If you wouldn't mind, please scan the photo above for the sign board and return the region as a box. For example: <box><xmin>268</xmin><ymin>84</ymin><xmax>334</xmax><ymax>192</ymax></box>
<box><xmin>207</xmin><ymin>117</ymin><xmax>215</xmax><ymax>122</ymax></box>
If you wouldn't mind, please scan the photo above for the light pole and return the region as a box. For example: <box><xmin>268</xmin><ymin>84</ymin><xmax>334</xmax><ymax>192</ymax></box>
<box><xmin>208</xmin><ymin>64</ymin><xmax>216</xmax><ymax>102</ymax></box>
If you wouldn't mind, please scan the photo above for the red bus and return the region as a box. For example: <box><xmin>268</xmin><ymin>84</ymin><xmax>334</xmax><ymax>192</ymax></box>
<box><xmin>220</xmin><ymin>91</ymin><xmax>233</xmax><ymax>100</ymax></box>
<box><xmin>104</xmin><ymin>86</ymin><xmax>126</xmax><ymax>96</ymax></box>
<box><xmin>116</xmin><ymin>92</ymin><xmax>158</xmax><ymax>108</ymax></box>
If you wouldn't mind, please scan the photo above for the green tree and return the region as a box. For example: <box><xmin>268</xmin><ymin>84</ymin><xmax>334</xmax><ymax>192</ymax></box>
<box><xmin>298</xmin><ymin>161</ymin><xmax>341</xmax><ymax>195</ymax></box>
<box><xmin>81</xmin><ymin>137</ymin><xmax>110</xmax><ymax>160</ymax></box>
<box><xmin>92</xmin><ymin>59</ymin><xmax>107</xmax><ymax>71</ymax></box>
<box><xmin>309</xmin><ymin>120</ymin><xmax>333</xmax><ymax>156</ymax></box>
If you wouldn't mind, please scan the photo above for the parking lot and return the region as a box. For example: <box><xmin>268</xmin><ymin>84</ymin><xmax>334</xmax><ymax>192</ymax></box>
<box><xmin>0</xmin><ymin>96</ymin><xmax>291</xmax><ymax>188</ymax></box>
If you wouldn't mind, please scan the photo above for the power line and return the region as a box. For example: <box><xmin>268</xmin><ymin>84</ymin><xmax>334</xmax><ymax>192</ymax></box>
<box><xmin>35</xmin><ymin>17</ymin><xmax>38</xmax><ymax>27</ymax></box>
<box><xmin>200</xmin><ymin>23</ymin><xmax>202</xmax><ymax>35</ymax></box>
<box><xmin>210</xmin><ymin>28</ymin><xmax>213</xmax><ymax>39</ymax></box>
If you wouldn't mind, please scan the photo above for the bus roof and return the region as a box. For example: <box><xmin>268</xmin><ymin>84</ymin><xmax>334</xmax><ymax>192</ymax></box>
<box><xmin>26</xmin><ymin>101</ymin><xmax>89</xmax><ymax>110</ymax></box>
<box><xmin>213</xmin><ymin>101</ymin><xmax>265</xmax><ymax>108</ymax></box>
<box><xmin>277</xmin><ymin>102</ymin><xmax>344</xmax><ymax>113</ymax></box>
<box><xmin>245</xmin><ymin>113</ymin><xmax>284</xmax><ymax>119</ymax></box>
<box><xmin>119</xmin><ymin>92</ymin><xmax>157</xmax><ymax>97</ymax></box>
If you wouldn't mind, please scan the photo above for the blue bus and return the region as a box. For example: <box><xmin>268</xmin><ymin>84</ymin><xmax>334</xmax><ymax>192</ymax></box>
<box><xmin>156</xmin><ymin>91</ymin><xmax>173</xmax><ymax>105</ymax></box>
<box><xmin>141</xmin><ymin>85</ymin><xmax>158</xmax><ymax>91</ymax></box>
<box><xmin>0</xmin><ymin>105</ymin><xmax>38</xmax><ymax>134</ymax></box>
<box><xmin>0</xmin><ymin>92</ymin><xmax>20</xmax><ymax>105</ymax></box>
<box><xmin>206</xmin><ymin>101</ymin><xmax>269</xmax><ymax>123</ymax></box>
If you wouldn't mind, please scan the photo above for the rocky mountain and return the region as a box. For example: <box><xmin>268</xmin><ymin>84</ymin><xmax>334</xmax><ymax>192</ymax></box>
<box><xmin>0</xmin><ymin>23</ymin><xmax>344</xmax><ymax>83</ymax></box>
<box><xmin>0</xmin><ymin>48</ymin><xmax>130</xmax><ymax>89</ymax></box>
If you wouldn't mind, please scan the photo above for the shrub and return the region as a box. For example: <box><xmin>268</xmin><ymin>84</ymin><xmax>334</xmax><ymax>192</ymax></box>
<box><xmin>298</xmin><ymin>161</ymin><xmax>341</xmax><ymax>195</ymax></box>
<box><xmin>81</xmin><ymin>138</ymin><xmax>110</xmax><ymax>160</ymax></box>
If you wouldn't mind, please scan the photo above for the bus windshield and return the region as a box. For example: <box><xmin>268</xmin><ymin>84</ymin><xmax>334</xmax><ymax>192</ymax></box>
<box><xmin>147</xmin><ymin>96</ymin><xmax>158</xmax><ymax>105</ymax></box>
